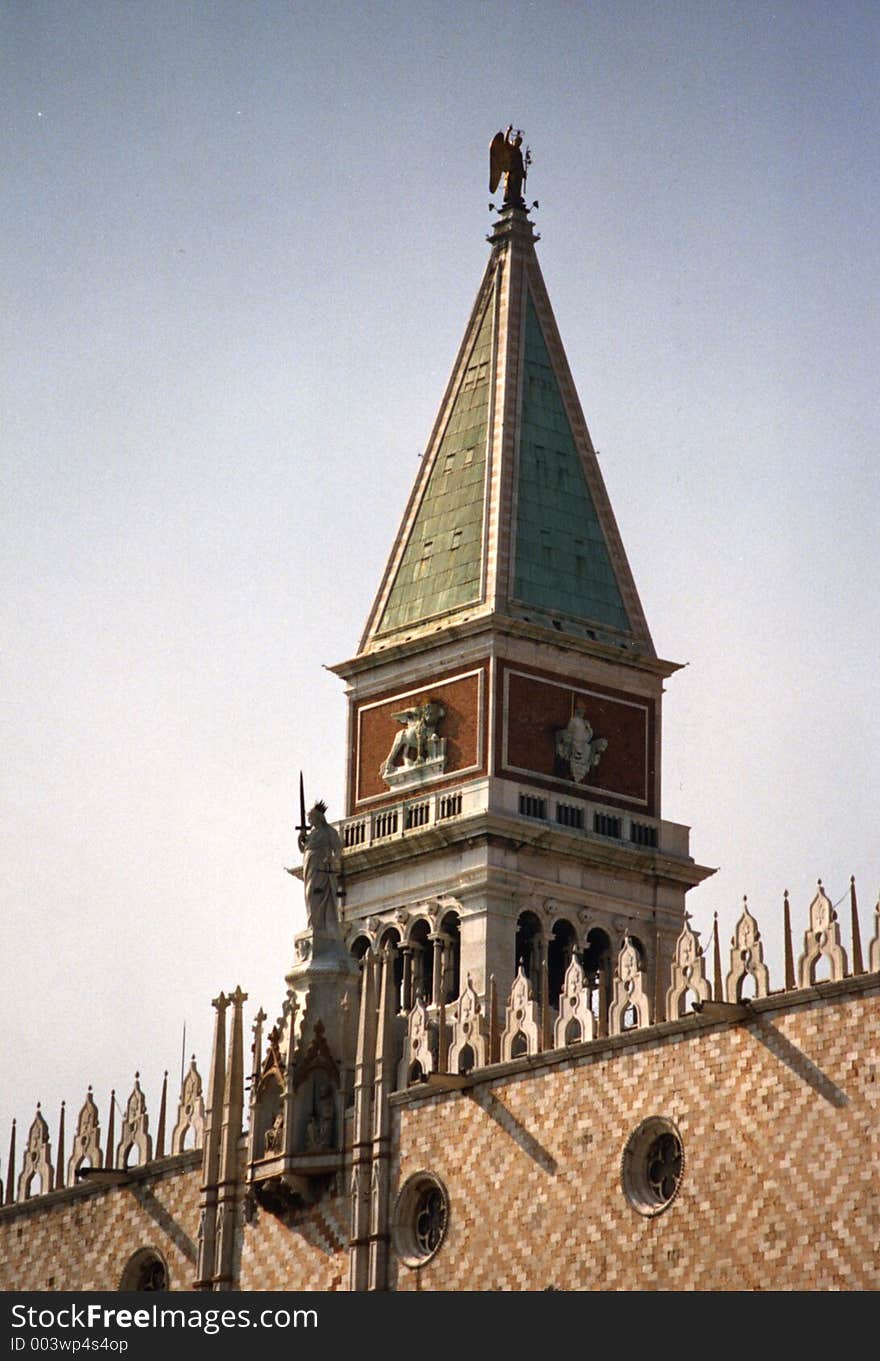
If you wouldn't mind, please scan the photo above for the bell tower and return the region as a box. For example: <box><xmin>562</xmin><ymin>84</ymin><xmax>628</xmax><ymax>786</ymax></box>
<box><xmin>330</xmin><ymin>150</ymin><xmax>713</xmax><ymax>1030</ymax></box>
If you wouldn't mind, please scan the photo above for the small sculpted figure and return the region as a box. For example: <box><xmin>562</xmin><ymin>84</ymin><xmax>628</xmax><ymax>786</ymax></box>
<box><xmin>555</xmin><ymin>702</ymin><xmax>607</xmax><ymax>783</ymax></box>
<box><xmin>305</xmin><ymin>1081</ymin><xmax>335</xmax><ymax>1151</ymax></box>
<box><xmin>381</xmin><ymin>700</ymin><xmax>445</xmax><ymax>778</ymax></box>
<box><xmin>264</xmin><ymin>1109</ymin><xmax>284</xmax><ymax>1155</ymax></box>
<box><xmin>489</xmin><ymin>126</ymin><xmax>530</xmax><ymax>207</ymax></box>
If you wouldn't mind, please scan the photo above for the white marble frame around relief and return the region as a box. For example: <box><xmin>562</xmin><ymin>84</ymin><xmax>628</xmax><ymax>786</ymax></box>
<box><xmin>354</xmin><ymin>667</ymin><xmax>485</xmax><ymax>805</ymax></box>
<box><xmin>500</xmin><ymin>667</ymin><xmax>651</xmax><ymax>807</ymax></box>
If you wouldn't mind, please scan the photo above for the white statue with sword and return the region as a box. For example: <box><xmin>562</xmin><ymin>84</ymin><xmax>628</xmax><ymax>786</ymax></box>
<box><xmin>286</xmin><ymin>773</ymin><xmax>343</xmax><ymax>935</ymax></box>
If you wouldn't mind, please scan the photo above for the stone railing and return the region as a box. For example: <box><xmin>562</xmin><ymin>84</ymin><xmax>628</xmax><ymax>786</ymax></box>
<box><xmin>337</xmin><ymin>778</ymin><xmax>689</xmax><ymax>859</ymax></box>
<box><xmin>338</xmin><ymin>784</ymin><xmax>476</xmax><ymax>851</ymax></box>
<box><xmin>496</xmin><ymin>781</ymin><xmax>690</xmax><ymax>859</ymax></box>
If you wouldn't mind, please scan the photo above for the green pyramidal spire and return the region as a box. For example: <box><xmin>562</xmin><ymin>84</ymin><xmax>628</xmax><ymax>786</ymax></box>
<box><xmin>514</xmin><ymin>296</ymin><xmax>630</xmax><ymax>632</ymax></box>
<box><xmin>378</xmin><ymin>305</ymin><xmax>493</xmax><ymax>634</ymax></box>
<box><xmin>359</xmin><ymin>204</ymin><xmax>654</xmax><ymax>659</ymax></box>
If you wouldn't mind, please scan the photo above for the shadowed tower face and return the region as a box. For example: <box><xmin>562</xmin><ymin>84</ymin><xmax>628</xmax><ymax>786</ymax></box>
<box><xmin>377</xmin><ymin>304</ymin><xmax>494</xmax><ymax>635</ymax></box>
<box><xmin>514</xmin><ymin>297</ymin><xmax>631</xmax><ymax>632</ymax></box>
<box><xmin>331</xmin><ymin>156</ymin><xmax>712</xmax><ymax>1031</ymax></box>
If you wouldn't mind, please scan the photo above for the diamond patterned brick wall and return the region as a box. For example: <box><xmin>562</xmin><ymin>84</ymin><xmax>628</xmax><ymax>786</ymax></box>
<box><xmin>0</xmin><ymin>1161</ymin><xmax>350</xmax><ymax>1294</ymax></box>
<box><xmin>389</xmin><ymin>985</ymin><xmax>880</xmax><ymax>1291</ymax></box>
<box><xmin>0</xmin><ymin>1156</ymin><xmax>202</xmax><ymax>1292</ymax></box>
<box><xmin>3</xmin><ymin>986</ymin><xmax>877</xmax><ymax>1292</ymax></box>
<box><xmin>238</xmin><ymin>1191</ymin><xmax>349</xmax><ymax>1291</ymax></box>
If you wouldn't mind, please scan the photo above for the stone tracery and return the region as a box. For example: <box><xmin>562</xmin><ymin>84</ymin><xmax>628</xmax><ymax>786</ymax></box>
<box><xmin>726</xmin><ymin>898</ymin><xmax>770</xmax><ymax>1001</ymax></box>
<box><xmin>665</xmin><ymin>915</ymin><xmax>711</xmax><ymax>1019</ymax></box>
<box><xmin>798</xmin><ymin>883</ymin><xmax>848</xmax><ymax>987</ymax></box>
<box><xmin>67</xmin><ymin>1087</ymin><xmax>103</xmax><ymax>1182</ymax></box>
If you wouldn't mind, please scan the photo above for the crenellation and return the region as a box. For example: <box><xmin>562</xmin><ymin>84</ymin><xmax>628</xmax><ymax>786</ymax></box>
<box><xmin>387</xmin><ymin>982</ymin><xmax>879</xmax><ymax>1290</ymax></box>
<box><xmin>726</xmin><ymin>897</ymin><xmax>771</xmax><ymax>1002</ymax></box>
<box><xmin>115</xmin><ymin>1074</ymin><xmax>153</xmax><ymax>1171</ymax></box>
<box><xmin>447</xmin><ymin>975</ymin><xmax>489</xmax><ymax>1072</ymax></box>
<box><xmin>499</xmin><ymin>964</ymin><xmax>542</xmax><ymax>1060</ymax></box>
<box><xmin>798</xmin><ymin>883</ymin><xmax>848</xmax><ymax>988</ymax></box>
<box><xmin>665</xmin><ymin>915</ymin><xmax>711</xmax><ymax>1020</ymax></box>
<box><xmin>11</xmin><ymin>875</ymin><xmax>873</xmax><ymax>1215</ymax></box>
<box><xmin>554</xmin><ymin>954</ymin><xmax>595</xmax><ymax>1046</ymax></box>
<box><xmin>608</xmin><ymin>933</ymin><xmax>652</xmax><ymax>1035</ymax></box>
<box><xmin>17</xmin><ymin>1106</ymin><xmax>53</xmax><ymax>1202</ymax></box>
<box><xmin>67</xmin><ymin>1088</ymin><xmax>103</xmax><ymax>1183</ymax></box>
<box><xmin>171</xmin><ymin>1057</ymin><xmax>206</xmax><ymax>1154</ymax></box>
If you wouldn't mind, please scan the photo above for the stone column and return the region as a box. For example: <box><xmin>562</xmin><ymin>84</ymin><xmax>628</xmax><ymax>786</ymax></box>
<box><xmin>368</xmin><ymin>950</ymin><xmax>397</xmax><ymax>1292</ymax></box>
<box><xmin>429</xmin><ymin>933</ymin><xmax>444</xmax><ymax>1007</ymax></box>
<box><xmin>540</xmin><ymin>948</ymin><xmax>551</xmax><ymax>1052</ymax></box>
<box><xmin>215</xmin><ymin>985</ymin><xmax>247</xmax><ymax>1291</ymax></box>
<box><xmin>530</xmin><ymin>938</ymin><xmax>544</xmax><ymax>1003</ymax></box>
<box><xmin>597</xmin><ymin>969</ymin><xmax>609</xmax><ymax>1039</ymax></box>
<box><xmin>400</xmin><ymin>946</ymin><xmax>413</xmax><ymax>1013</ymax></box>
<box><xmin>195</xmin><ymin>992</ymin><xmax>228</xmax><ymax>1290</ymax></box>
<box><xmin>410</xmin><ymin>943</ymin><xmax>425</xmax><ymax>1003</ymax></box>
<box><xmin>350</xmin><ymin>954</ymin><xmax>377</xmax><ymax>1293</ymax></box>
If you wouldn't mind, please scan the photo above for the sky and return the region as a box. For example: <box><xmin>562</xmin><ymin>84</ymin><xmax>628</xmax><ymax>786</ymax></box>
<box><xmin>2</xmin><ymin>1</ymin><xmax>878</xmax><ymax>1166</ymax></box>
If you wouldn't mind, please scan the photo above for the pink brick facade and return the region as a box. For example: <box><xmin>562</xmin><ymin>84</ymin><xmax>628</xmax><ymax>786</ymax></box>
<box><xmin>3</xmin><ymin>978</ymin><xmax>876</xmax><ymax>1293</ymax></box>
<box><xmin>390</xmin><ymin>980</ymin><xmax>880</xmax><ymax>1291</ymax></box>
<box><xmin>0</xmin><ymin>1155</ymin><xmax>202</xmax><ymax>1293</ymax></box>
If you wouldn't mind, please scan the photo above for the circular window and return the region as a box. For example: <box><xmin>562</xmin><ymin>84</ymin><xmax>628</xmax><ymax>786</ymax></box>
<box><xmin>621</xmin><ymin>1117</ymin><xmax>684</xmax><ymax>1217</ymax></box>
<box><xmin>392</xmin><ymin>1173</ymin><xmax>449</xmax><ymax>1268</ymax></box>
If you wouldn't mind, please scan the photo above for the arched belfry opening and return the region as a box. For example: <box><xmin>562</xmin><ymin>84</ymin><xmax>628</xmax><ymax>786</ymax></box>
<box><xmin>407</xmin><ymin>919</ymin><xmax>433</xmax><ymax>1009</ymax></box>
<box><xmin>515</xmin><ymin>912</ymin><xmax>543</xmax><ymax>997</ymax></box>
<box><xmin>350</xmin><ymin>935</ymin><xmax>370</xmax><ymax>964</ymax></box>
<box><xmin>548</xmin><ymin>919</ymin><xmax>578</xmax><ymax>1008</ymax></box>
<box><xmin>583</xmin><ymin>927</ymin><xmax>613</xmax><ymax>1030</ymax></box>
<box><xmin>378</xmin><ymin>927</ymin><xmax>404</xmax><ymax>1012</ymax></box>
<box><xmin>439</xmin><ymin>911</ymin><xmax>461</xmax><ymax>1003</ymax></box>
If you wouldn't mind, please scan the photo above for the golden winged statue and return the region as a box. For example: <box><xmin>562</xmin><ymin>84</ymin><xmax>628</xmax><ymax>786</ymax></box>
<box><xmin>489</xmin><ymin>126</ymin><xmax>530</xmax><ymax>207</ymax></box>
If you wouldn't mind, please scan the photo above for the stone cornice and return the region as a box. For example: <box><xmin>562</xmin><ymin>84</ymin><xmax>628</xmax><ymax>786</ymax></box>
<box><xmin>331</xmin><ymin>613</ymin><xmax>681</xmax><ymax>683</ymax></box>
<box><xmin>340</xmin><ymin>806</ymin><xmax>714</xmax><ymax>891</ymax></box>
<box><xmin>0</xmin><ymin>1150</ymin><xmax>202</xmax><ymax>1222</ymax></box>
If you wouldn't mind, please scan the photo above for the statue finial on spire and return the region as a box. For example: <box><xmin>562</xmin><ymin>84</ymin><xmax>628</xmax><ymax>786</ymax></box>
<box><xmin>489</xmin><ymin>126</ymin><xmax>531</xmax><ymax>208</ymax></box>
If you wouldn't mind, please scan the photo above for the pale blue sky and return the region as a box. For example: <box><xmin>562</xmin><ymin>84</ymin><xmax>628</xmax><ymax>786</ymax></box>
<box><xmin>2</xmin><ymin>2</ymin><xmax>878</xmax><ymax>1158</ymax></box>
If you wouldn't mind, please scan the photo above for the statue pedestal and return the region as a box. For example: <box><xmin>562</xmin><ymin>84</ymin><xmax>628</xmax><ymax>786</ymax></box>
<box><xmin>248</xmin><ymin>927</ymin><xmax>359</xmax><ymax>1212</ymax></box>
<box><xmin>286</xmin><ymin>926</ymin><xmax>358</xmax><ymax>984</ymax></box>
<box><xmin>383</xmin><ymin>745</ymin><xmax>447</xmax><ymax>792</ymax></box>
<box><xmin>285</xmin><ymin>926</ymin><xmax>359</xmax><ymax>1079</ymax></box>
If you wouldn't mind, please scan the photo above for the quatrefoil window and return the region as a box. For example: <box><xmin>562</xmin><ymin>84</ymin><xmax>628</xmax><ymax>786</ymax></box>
<box><xmin>621</xmin><ymin>1117</ymin><xmax>684</xmax><ymax>1217</ymax></box>
<box><xmin>392</xmin><ymin>1172</ymin><xmax>450</xmax><ymax>1268</ymax></box>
